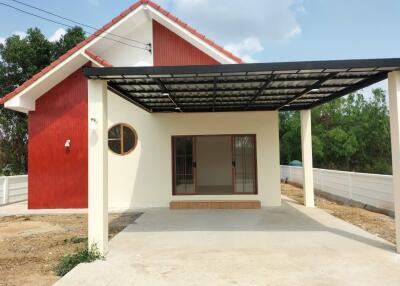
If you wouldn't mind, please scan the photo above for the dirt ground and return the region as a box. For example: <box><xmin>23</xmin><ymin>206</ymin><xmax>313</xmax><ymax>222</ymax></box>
<box><xmin>281</xmin><ymin>183</ymin><xmax>396</xmax><ymax>244</ymax></box>
<box><xmin>0</xmin><ymin>212</ymin><xmax>141</xmax><ymax>286</ymax></box>
<box><xmin>0</xmin><ymin>187</ymin><xmax>396</xmax><ymax>286</ymax></box>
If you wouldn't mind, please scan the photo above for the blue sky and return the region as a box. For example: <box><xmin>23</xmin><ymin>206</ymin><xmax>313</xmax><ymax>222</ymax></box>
<box><xmin>1</xmin><ymin>0</ymin><xmax>399</xmax><ymax>93</ymax></box>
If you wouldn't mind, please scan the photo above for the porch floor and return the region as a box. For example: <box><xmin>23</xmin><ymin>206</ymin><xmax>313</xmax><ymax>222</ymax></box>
<box><xmin>55</xmin><ymin>197</ymin><xmax>400</xmax><ymax>286</ymax></box>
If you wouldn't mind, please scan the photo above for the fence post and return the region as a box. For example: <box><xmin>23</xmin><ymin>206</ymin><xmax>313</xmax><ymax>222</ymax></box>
<box><xmin>3</xmin><ymin>177</ymin><xmax>9</xmax><ymax>205</ymax></box>
<box><xmin>348</xmin><ymin>172</ymin><xmax>353</xmax><ymax>201</ymax></box>
<box><xmin>321</xmin><ymin>169</ymin><xmax>325</xmax><ymax>192</ymax></box>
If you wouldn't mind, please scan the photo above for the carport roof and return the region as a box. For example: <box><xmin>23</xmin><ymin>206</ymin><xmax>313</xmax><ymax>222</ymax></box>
<box><xmin>83</xmin><ymin>58</ymin><xmax>400</xmax><ymax>113</ymax></box>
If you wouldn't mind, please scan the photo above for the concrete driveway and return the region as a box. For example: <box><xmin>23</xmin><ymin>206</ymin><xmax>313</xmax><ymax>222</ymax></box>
<box><xmin>56</xmin><ymin>198</ymin><xmax>400</xmax><ymax>286</ymax></box>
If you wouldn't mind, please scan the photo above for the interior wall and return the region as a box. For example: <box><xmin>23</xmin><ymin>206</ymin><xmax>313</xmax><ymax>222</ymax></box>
<box><xmin>196</xmin><ymin>136</ymin><xmax>232</xmax><ymax>186</ymax></box>
<box><xmin>107</xmin><ymin>91</ymin><xmax>281</xmax><ymax>209</ymax></box>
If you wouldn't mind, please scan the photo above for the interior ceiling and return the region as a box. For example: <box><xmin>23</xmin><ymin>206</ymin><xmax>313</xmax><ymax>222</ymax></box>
<box><xmin>83</xmin><ymin>58</ymin><xmax>400</xmax><ymax>112</ymax></box>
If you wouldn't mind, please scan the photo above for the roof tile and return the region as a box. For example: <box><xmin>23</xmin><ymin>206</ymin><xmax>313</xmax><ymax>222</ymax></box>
<box><xmin>85</xmin><ymin>49</ymin><xmax>113</xmax><ymax>67</ymax></box>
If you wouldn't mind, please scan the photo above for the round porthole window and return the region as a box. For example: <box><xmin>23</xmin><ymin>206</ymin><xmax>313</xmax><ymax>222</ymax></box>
<box><xmin>108</xmin><ymin>123</ymin><xmax>137</xmax><ymax>155</ymax></box>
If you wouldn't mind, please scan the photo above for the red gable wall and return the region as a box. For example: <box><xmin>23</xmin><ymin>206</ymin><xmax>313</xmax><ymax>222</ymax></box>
<box><xmin>28</xmin><ymin>69</ymin><xmax>88</xmax><ymax>209</ymax></box>
<box><xmin>153</xmin><ymin>20</ymin><xmax>220</xmax><ymax>66</ymax></box>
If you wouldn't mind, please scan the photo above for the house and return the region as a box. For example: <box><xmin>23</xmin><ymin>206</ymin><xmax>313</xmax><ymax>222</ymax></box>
<box><xmin>1</xmin><ymin>0</ymin><xmax>400</xmax><ymax>255</ymax></box>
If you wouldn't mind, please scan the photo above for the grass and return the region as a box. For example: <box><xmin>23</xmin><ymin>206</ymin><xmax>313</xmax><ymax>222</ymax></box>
<box><xmin>54</xmin><ymin>244</ymin><xmax>103</xmax><ymax>277</ymax></box>
<box><xmin>0</xmin><ymin>213</ymin><xmax>141</xmax><ymax>286</ymax></box>
<box><xmin>63</xmin><ymin>236</ymin><xmax>88</xmax><ymax>245</ymax></box>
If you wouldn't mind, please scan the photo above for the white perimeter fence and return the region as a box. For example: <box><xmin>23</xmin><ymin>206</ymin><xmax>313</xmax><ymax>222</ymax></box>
<box><xmin>0</xmin><ymin>170</ymin><xmax>394</xmax><ymax>212</ymax></box>
<box><xmin>281</xmin><ymin>166</ymin><xmax>394</xmax><ymax>212</ymax></box>
<box><xmin>0</xmin><ymin>175</ymin><xmax>28</xmax><ymax>205</ymax></box>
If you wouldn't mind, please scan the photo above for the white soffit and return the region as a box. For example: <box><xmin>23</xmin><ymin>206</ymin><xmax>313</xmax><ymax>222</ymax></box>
<box><xmin>89</xmin><ymin>8</ymin><xmax>149</xmax><ymax>55</ymax></box>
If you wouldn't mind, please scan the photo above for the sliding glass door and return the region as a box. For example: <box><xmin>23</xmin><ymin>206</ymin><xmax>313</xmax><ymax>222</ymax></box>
<box><xmin>232</xmin><ymin>135</ymin><xmax>257</xmax><ymax>194</ymax></box>
<box><xmin>172</xmin><ymin>135</ymin><xmax>257</xmax><ymax>195</ymax></box>
<box><xmin>173</xmin><ymin>136</ymin><xmax>196</xmax><ymax>194</ymax></box>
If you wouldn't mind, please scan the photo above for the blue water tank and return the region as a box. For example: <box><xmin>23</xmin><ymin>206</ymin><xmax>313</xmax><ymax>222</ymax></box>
<box><xmin>289</xmin><ymin>160</ymin><xmax>302</xmax><ymax>167</ymax></box>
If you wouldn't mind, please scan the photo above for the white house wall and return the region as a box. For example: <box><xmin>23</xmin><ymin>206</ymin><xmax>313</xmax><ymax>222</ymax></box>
<box><xmin>98</xmin><ymin>19</ymin><xmax>153</xmax><ymax>67</ymax></box>
<box><xmin>107</xmin><ymin>91</ymin><xmax>281</xmax><ymax>209</ymax></box>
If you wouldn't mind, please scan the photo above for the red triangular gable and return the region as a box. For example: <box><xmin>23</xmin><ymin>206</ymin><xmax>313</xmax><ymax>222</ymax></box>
<box><xmin>153</xmin><ymin>20</ymin><xmax>220</xmax><ymax>66</ymax></box>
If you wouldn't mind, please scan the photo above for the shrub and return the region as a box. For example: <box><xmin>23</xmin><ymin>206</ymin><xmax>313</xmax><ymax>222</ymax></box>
<box><xmin>55</xmin><ymin>245</ymin><xmax>103</xmax><ymax>277</ymax></box>
<box><xmin>63</xmin><ymin>236</ymin><xmax>88</xmax><ymax>245</ymax></box>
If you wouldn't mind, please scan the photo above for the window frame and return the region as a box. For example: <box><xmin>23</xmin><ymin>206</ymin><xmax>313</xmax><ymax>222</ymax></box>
<box><xmin>108</xmin><ymin>123</ymin><xmax>138</xmax><ymax>155</ymax></box>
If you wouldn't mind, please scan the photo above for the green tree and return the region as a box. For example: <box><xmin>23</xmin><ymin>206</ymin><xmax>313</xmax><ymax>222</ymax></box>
<box><xmin>280</xmin><ymin>89</ymin><xmax>392</xmax><ymax>174</ymax></box>
<box><xmin>279</xmin><ymin>111</ymin><xmax>300</xmax><ymax>164</ymax></box>
<box><xmin>0</xmin><ymin>27</ymin><xmax>85</xmax><ymax>175</ymax></box>
<box><xmin>52</xmin><ymin>27</ymin><xmax>86</xmax><ymax>58</ymax></box>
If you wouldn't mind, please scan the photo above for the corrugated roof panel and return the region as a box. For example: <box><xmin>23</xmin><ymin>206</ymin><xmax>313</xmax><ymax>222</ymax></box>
<box><xmin>84</xmin><ymin>58</ymin><xmax>400</xmax><ymax>112</ymax></box>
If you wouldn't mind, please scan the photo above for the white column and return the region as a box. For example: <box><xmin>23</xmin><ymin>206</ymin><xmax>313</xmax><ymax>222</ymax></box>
<box><xmin>388</xmin><ymin>71</ymin><xmax>400</xmax><ymax>253</ymax></box>
<box><xmin>301</xmin><ymin>109</ymin><xmax>315</xmax><ymax>207</ymax></box>
<box><xmin>88</xmin><ymin>79</ymin><xmax>108</xmax><ymax>255</ymax></box>
<box><xmin>3</xmin><ymin>177</ymin><xmax>9</xmax><ymax>205</ymax></box>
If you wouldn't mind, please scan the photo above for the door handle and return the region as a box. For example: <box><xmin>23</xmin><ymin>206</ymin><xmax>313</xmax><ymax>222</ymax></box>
<box><xmin>232</xmin><ymin>161</ymin><xmax>236</xmax><ymax>167</ymax></box>
<box><xmin>193</xmin><ymin>162</ymin><xmax>197</xmax><ymax>168</ymax></box>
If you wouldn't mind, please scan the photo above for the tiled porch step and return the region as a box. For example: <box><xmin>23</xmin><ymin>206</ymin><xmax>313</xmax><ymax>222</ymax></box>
<box><xmin>170</xmin><ymin>200</ymin><xmax>261</xmax><ymax>209</ymax></box>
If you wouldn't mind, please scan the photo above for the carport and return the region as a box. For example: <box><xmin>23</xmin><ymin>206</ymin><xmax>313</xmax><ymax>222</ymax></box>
<box><xmin>55</xmin><ymin>199</ymin><xmax>400</xmax><ymax>286</ymax></box>
<box><xmin>82</xmin><ymin>58</ymin><xmax>400</xmax><ymax>254</ymax></box>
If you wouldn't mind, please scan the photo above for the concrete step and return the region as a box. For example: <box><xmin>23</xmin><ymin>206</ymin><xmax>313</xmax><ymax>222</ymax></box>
<box><xmin>169</xmin><ymin>200</ymin><xmax>261</xmax><ymax>209</ymax></box>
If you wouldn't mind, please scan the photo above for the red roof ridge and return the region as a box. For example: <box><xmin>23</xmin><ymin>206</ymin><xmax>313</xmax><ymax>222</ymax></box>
<box><xmin>0</xmin><ymin>0</ymin><xmax>243</xmax><ymax>105</ymax></box>
<box><xmin>84</xmin><ymin>49</ymin><xmax>113</xmax><ymax>67</ymax></box>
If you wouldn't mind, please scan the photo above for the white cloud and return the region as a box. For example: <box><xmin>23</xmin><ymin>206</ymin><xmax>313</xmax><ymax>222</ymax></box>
<box><xmin>1</xmin><ymin>28</ymin><xmax>70</xmax><ymax>45</ymax></box>
<box><xmin>0</xmin><ymin>31</ymin><xmax>26</xmax><ymax>45</ymax></box>
<box><xmin>225</xmin><ymin>37</ymin><xmax>264</xmax><ymax>63</ymax></box>
<box><xmin>284</xmin><ymin>25</ymin><xmax>302</xmax><ymax>40</ymax></box>
<box><xmin>49</xmin><ymin>28</ymin><xmax>66</xmax><ymax>42</ymax></box>
<box><xmin>13</xmin><ymin>31</ymin><xmax>27</xmax><ymax>39</ymax></box>
<box><xmin>155</xmin><ymin>0</ymin><xmax>303</xmax><ymax>62</ymax></box>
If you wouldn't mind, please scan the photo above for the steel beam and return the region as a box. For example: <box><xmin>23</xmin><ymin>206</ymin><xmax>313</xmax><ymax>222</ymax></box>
<box><xmin>277</xmin><ymin>73</ymin><xmax>338</xmax><ymax>110</ymax></box>
<box><xmin>156</xmin><ymin>79</ymin><xmax>182</xmax><ymax>112</ymax></box>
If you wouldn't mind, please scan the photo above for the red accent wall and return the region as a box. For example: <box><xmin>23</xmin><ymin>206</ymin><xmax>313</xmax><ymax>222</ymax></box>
<box><xmin>28</xmin><ymin>69</ymin><xmax>88</xmax><ymax>209</ymax></box>
<box><xmin>153</xmin><ymin>20</ymin><xmax>220</xmax><ymax>66</ymax></box>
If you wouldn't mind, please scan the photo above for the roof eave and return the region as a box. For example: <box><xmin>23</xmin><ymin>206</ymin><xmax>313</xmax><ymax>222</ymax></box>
<box><xmin>0</xmin><ymin>0</ymin><xmax>244</xmax><ymax>108</ymax></box>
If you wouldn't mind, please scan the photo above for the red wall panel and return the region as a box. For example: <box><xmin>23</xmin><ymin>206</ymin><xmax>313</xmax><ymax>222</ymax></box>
<box><xmin>153</xmin><ymin>20</ymin><xmax>220</xmax><ymax>66</ymax></box>
<box><xmin>28</xmin><ymin>69</ymin><xmax>88</xmax><ymax>209</ymax></box>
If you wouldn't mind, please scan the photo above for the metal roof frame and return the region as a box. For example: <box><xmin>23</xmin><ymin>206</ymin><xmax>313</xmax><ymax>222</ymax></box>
<box><xmin>83</xmin><ymin>58</ymin><xmax>400</xmax><ymax>112</ymax></box>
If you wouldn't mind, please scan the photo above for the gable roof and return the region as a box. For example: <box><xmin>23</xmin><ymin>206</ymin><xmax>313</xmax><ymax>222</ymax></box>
<box><xmin>0</xmin><ymin>0</ymin><xmax>243</xmax><ymax>106</ymax></box>
<box><xmin>84</xmin><ymin>49</ymin><xmax>113</xmax><ymax>67</ymax></box>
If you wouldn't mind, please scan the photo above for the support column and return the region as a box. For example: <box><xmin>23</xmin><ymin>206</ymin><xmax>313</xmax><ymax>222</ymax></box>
<box><xmin>388</xmin><ymin>71</ymin><xmax>400</xmax><ymax>253</ymax></box>
<box><xmin>301</xmin><ymin>109</ymin><xmax>315</xmax><ymax>207</ymax></box>
<box><xmin>88</xmin><ymin>79</ymin><xmax>108</xmax><ymax>255</ymax></box>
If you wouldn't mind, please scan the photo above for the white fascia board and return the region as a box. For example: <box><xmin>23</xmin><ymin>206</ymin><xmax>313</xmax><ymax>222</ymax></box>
<box><xmin>81</xmin><ymin>52</ymin><xmax>105</xmax><ymax>67</ymax></box>
<box><xmin>4</xmin><ymin>96</ymin><xmax>35</xmax><ymax>113</ymax></box>
<box><xmin>147</xmin><ymin>6</ymin><xmax>237</xmax><ymax>65</ymax></box>
<box><xmin>4</xmin><ymin>5</ymin><xmax>145</xmax><ymax>113</ymax></box>
<box><xmin>5</xmin><ymin>54</ymin><xmax>88</xmax><ymax>112</ymax></box>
